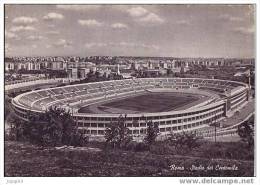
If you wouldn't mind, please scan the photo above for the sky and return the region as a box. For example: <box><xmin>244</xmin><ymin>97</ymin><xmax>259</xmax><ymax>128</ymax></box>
<box><xmin>4</xmin><ymin>4</ymin><xmax>255</xmax><ymax>58</ymax></box>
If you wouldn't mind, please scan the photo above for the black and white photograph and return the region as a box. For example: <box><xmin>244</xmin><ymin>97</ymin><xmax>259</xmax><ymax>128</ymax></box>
<box><xmin>2</xmin><ymin>1</ymin><xmax>258</xmax><ymax>182</ymax></box>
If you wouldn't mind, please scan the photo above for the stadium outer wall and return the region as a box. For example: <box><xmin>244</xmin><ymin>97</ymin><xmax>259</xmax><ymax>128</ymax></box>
<box><xmin>11</xmin><ymin>78</ymin><xmax>250</xmax><ymax>141</ymax></box>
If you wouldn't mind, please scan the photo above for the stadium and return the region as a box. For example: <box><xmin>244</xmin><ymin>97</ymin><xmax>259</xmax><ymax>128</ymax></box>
<box><xmin>12</xmin><ymin>78</ymin><xmax>250</xmax><ymax>140</ymax></box>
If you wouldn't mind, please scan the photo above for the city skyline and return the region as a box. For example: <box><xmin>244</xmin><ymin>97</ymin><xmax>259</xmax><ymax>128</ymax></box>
<box><xmin>5</xmin><ymin>4</ymin><xmax>255</xmax><ymax>58</ymax></box>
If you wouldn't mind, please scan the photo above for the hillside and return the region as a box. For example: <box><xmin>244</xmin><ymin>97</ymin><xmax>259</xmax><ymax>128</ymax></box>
<box><xmin>4</xmin><ymin>141</ymin><xmax>254</xmax><ymax>177</ymax></box>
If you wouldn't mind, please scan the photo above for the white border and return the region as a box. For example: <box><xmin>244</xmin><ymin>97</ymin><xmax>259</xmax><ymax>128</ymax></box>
<box><xmin>0</xmin><ymin>0</ymin><xmax>259</xmax><ymax>185</ymax></box>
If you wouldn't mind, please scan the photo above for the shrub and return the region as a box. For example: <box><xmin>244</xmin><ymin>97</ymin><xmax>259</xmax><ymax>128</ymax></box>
<box><xmin>200</xmin><ymin>142</ymin><xmax>254</xmax><ymax>160</ymax></box>
<box><xmin>134</xmin><ymin>142</ymin><xmax>149</xmax><ymax>152</ymax></box>
<box><xmin>167</xmin><ymin>131</ymin><xmax>202</xmax><ymax>151</ymax></box>
<box><xmin>149</xmin><ymin>143</ymin><xmax>171</xmax><ymax>155</ymax></box>
<box><xmin>121</xmin><ymin>141</ymin><xmax>149</xmax><ymax>152</ymax></box>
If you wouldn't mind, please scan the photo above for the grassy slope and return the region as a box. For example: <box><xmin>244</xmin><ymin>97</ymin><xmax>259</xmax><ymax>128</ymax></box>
<box><xmin>4</xmin><ymin>141</ymin><xmax>254</xmax><ymax>177</ymax></box>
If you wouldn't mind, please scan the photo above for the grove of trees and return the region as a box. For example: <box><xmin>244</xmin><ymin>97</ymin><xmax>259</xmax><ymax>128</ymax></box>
<box><xmin>7</xmin><ymin>107</ymin><xmax>88</xmax><ymax>147</ymax></box>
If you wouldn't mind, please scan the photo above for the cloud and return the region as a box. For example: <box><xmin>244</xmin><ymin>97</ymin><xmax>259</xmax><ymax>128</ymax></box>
<box><xmin>85</xmin><ymin>42</ymin><xmax>107</xmax><ymax>48</ymax></box>
<box><xmin>56</xmin><ymin>5</ymin><xmax>101</xmax><ymax>11</ymax></box>
<box><xmin>32</xmin><ymin>44</ymin><xmax>38</xmax><ymax>49</ymax></box>
<box><xmin>5</xmin><ymin>31</ymin><xmax>19</xmax><ymax>40</ymax></box>
<box><xmin>78</xmin><ymin>19</ymin><xmax>103</xmax><ymax>27</ymax></box>
<box><xmin>46</xmin><ymin>30</ymin><xmax>60</xmax><ymax>35</ymax></box>
<box><xmin>138</xmin><ymin>13</ymin><xmax>165</xmax><ymax>24</ymax></box>
<box><xmin>43</xmin><ymin>12</ymin><xmax>64</xmax><ymax>21</ymax></box>
<box><xmin>229</xmin><ymin>17</ymin><xmax>244</xmax><ymax>22</ymax></box>
<box><xmin>117</xmin><ymin>42</ymin><xmax>159</xmax><ymax>50</ymax></box>
<box><xmin>47</xmin><ymin>24</ymin><xmax>55</xmax><ymax>28</ymax></box>
<box><xmin>127</xmin><ymin>7</ymin><xmax>149</xmax><ymax>17</ymax></box>
<box><xmin>85</xmin><ymin>42</ymin><xmax>159</xmax><ymax>50</ymax></box>
<box><xmin>12</xmin><ymin>16</ymin><xmax>38</xmax><ymax>25</ymax></box>
<box><xmin>232</xmin><ymin>26</ymin><xmax>254</xmax><ymax>35</ymax></box>
<box><xmin>9</xmin><ymin>25</ymin><xmax>36</xmax><ymax>32</ymax></box>
<box><xmin>111</xmin><ymin>23</ymin><xmax>128</xmax><ymax>29</ymax></box>
<box><xmin>46</xmin><ymin>44</ymin><xmax>52</xmax><ymax>48</ymax></box>
<box><xmin>53</xmin><ymin>39</ymin><xmax>72</xmax><ymax>47</ymax></box>
<box><xmin>27</xmin><ymin>35</ymin><xmax>44</xmax><ymax>41</ymax></box>
<box><xmin>246</xmin><ymin>5</ymin><xmax>255</xmax><ymax>17</ymax></box>
<box><xmin>219</xmin><ymin>14</ymin><xmax>244</xmax><ymax>22</ymax></box>
<box><xmin>5</xmin><ymin>43</ymin><xmax>12</xmax><ymax>53</ymax></box>
<box><xmin>176</xmin><ymin>20</ymin><xmax>191</xmax><ymax>25</ymax></box>
<box><xmin>126</xmin><ymin>6</ymin><xmax>165</xmax><ymax>25</ymax></box>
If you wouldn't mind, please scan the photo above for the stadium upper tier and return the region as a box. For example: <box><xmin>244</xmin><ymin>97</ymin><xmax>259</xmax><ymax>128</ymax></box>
<box><xmin>12</xmin><ymin>78</ymin><xmax>250</xmax><ymax>138</ymax></box>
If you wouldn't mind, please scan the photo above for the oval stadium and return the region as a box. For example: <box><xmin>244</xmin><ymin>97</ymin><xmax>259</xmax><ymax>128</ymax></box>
<box><xmin>12</xmin><ymin>78</ymin><xmax>250</xmax><ymax>140</ymax></box>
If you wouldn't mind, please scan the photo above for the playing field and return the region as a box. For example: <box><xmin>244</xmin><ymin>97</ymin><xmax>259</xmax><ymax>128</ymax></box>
<box><xmin>78</xmin><ymin>92</ymin><xmax>204</xmax><ymax>114</ymax></box>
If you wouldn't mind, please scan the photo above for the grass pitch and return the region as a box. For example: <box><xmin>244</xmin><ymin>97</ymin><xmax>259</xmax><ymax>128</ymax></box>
<box><xmin>79</xmin><ymin>92</ymin><xmax>201</xmax><ymax>113</ymax></box>
<box><xmin>103</xmin><ymin>92</ymin><xmax>199</xmax><ymax>112</ymax></box>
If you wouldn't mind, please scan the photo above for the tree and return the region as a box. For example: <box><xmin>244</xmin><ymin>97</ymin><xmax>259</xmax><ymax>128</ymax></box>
<box><xmin>104</xmin><ymin>115</ymin><xmax>132</xmax><ymax>148</ymax></box>
<box><xmin>144</xmin><ymin>121</ymin><xmax>159</xmax><ymax>145</ymax></box>
<box><xmin>238</xmin><ymin>119</ymin><xmax>254</xmax><ymax>148</ymax></box>
<box><xmin>11</xmin><ymin>107</ymin><xmax>88</xmax><ymax>147</ymax></box>
<box><xmin>95</xmin><ymin>71</ymin><xmax>100</xmax><ymax>80</ymax></box>
<box><xmin>166</xmin><ymin>69</ymin><xmax>173</xmax><ymax>76</ymax></box>
<box><xmin>42</xmin><ymin>107</ymin><xmax>88</xmax><ymax>147</ymax></box>
<box><xmin>104</xmin><ymin>122</ymin><xmax>120</xmax><ymax>148</ymax></box>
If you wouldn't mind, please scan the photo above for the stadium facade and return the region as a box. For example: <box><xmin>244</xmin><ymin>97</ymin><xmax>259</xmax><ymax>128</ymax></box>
<box><xmin>12</xmin><ymin>78</ymin><xmax>250</xmax><ymax>139</ymax></box>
